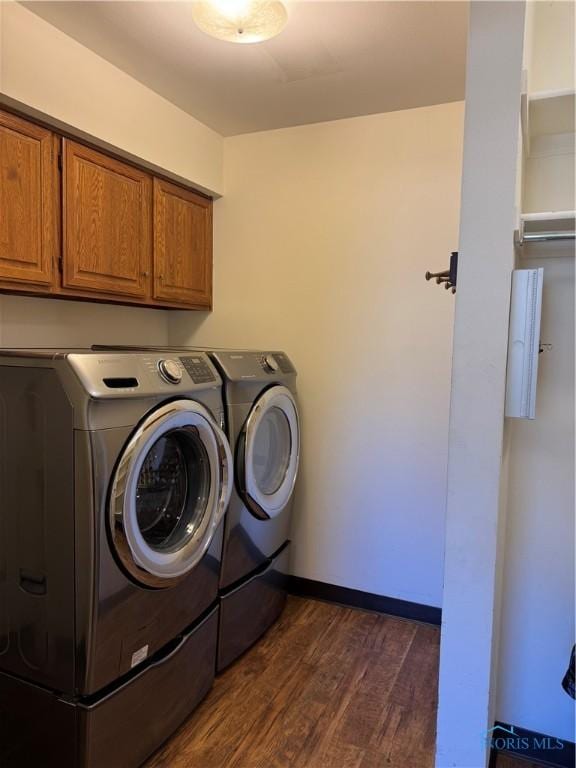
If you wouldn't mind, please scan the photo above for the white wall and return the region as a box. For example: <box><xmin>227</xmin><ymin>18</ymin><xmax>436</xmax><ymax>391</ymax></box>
<box><xmin>0</xmin><ymin>1</ymin><xmax>225</xmax><ymax>350</ymax></box>
<box><xmin>435</xmin><ymin>3</ymin><xmax>526</xmax><ymax>766</ymax></box>
<box><xmin>169</xmin><ymin>102</ymin><xmax>464</xmax><ymax>608</ymax></box>
<box><xmin>524</xmin><ymin>131</ymin><xmax>575</xmax><ymax>214</ymax></box>
<box><xmin>526</xmin><ymin>0</ymin><xmax>575</xmax><ymax>94</ymax></box>
<box><xmin>521</xmin><ymin>0</ymin><xmax>574</xmax><ymax>221</ymax></box>
<box><xmin>0</xmin><ymin>2</ymin><xmax>223</xmax><ymax>195</ymax></box>
<box><xmin>0</xmin><ymin>295</ymin><xmax>169</xmax><ymax>348</ymax></box>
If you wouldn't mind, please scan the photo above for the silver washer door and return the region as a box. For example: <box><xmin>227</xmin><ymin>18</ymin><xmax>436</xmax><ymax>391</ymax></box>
<box><xmin>110</xmin><ymin>400</ymin><xmax>233</xmax><ymax>588</ymax></box>
<box><xmin>240</xmin><ymin>386</ymin><xmax>300</xmax><ymax>520</ymax></box>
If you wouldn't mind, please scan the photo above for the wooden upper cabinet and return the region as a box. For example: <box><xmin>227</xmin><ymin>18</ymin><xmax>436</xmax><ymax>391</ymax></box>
<box><xmin>153</xmin><ymin>179</ymin><xmax>212</xmax><ymax>307</ymax></box>
<box><xmin>63</xmin><ymin>140</ymin><xmax>152</xmax><ymax>298</ymax></box>
<box><xmin>0</xmin><ymin>110</ymin><xmax>214</xmax><ymax>310</ymax></box>
<box><xmin>0</xmin><ymin>111</ymin><xmax>58</xmax><ymax>286</ymax></box>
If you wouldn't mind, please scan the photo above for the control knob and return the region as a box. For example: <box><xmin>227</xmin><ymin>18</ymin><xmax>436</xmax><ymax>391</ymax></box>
<box><xmin>263</xmin><ymin>354</ymin><xmax>279</xmax><ymax>373</ymax></box>
<box><xmin>158</xmin><ymin>359</ymin><xmax>182</xmax><ymax>384</ymax></box>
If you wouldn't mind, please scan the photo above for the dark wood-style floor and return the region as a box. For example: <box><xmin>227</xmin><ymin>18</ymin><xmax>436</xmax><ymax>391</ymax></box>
<box><xmin>146</xmin><ymin>597</ymin><xmax>541</xmax><ymax>768</ymax></box>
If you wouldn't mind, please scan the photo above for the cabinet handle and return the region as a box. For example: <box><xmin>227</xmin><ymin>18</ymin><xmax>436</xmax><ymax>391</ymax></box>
<box><xmin>141</xmin><ymin>271</ymin><xmax>149</xmax><ymax>277</ymax></box>
<box><xmin>158</xmin><ymin>274</ymin><xmax>163</xmax><ymax>282</ymax></box>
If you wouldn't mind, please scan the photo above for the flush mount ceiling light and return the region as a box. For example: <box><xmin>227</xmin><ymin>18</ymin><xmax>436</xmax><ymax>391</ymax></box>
<box><xmin>192</xmin><ymin>0</ymin><xmax>288</xmax><ymax>44</ymax></box>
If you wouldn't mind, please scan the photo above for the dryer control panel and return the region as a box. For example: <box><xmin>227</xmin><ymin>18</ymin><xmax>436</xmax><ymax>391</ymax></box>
<box><xmin>257</xmin><ymin>352</ymin><xmax>294</xmax><ymax>375</ymax></box>
<box><xmin>211</xmin><ymin>350</ymin><xmax>296</xmax><ymax>382</ymax></box>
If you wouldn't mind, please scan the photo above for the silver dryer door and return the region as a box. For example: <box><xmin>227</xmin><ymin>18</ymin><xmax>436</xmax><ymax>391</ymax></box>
<box><xmin>238</xmin><ymin>386</ymin><xmax>300</xmax><ymax>520</ymax></box>
<box><xmin>109</xmin><ymin>400</ymin><xmax>233</xmax><ymax>588</ymax></box>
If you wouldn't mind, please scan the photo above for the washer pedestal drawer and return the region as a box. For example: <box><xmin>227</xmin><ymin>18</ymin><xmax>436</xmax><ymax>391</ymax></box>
<box><xmin>0</xmin><ymin>606</ymin><xmax>218</xmax><ymax>768</ymax></box>
<box><xmin>217</xmin><ymin>542</ymin><xmax>290</xmax><ymax>672</ymax></box>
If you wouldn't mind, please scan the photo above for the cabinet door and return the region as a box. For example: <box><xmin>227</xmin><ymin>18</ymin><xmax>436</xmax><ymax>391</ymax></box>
<box><xmin>0</xmin><ymin>111</ymin><xmax>58</xmax><ymax>286</ymax></box>
<box><xmin>63</xmin><ymin>141</ymin><xmax>151</xmax><ymax>298</ymax></box>
<box><xmin>153</xmin><ymin>179</ymin><xmax>212</xmax><ymax>307</ymax></box>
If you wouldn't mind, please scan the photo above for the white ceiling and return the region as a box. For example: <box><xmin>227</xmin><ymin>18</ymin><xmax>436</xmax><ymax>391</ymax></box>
<box><xmin>24</xmin><ymin>1</ymin><xmax>469</xmax><ymax>137</ymax></box>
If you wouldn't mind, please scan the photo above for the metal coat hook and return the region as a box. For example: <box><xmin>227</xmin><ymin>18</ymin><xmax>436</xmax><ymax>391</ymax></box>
<box><xmin>425</xmin><ymin>252</ymin><xmax>458</xmax><ymax>294</ymax></box>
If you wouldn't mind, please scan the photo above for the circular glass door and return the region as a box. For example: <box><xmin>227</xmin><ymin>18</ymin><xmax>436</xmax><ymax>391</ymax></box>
<box><xmin>241</xmin><ymin>386</ymin><xmax>299</xmax><ymax>519</ymax></box>
<box><xmin>252</xmin><ymin>407</ymin><xmax>292</xmax><ymax>496</ymax></box>
<box><xmin>110</xmin><ymin>400</ymin><xmax>233</xmax><ymax>588</ymax></box>
<box><xmin>136</xmin><ymin>429</ymin><xmax>210</xmax><ymax>553</ymax></box>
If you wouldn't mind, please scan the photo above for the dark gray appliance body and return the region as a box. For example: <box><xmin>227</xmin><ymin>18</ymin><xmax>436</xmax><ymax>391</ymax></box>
<box><xmin>0</xmin><ymin>349</ymin><xmax>232</xmax><ymax>767</ymax></box>
<box><xmin>209</xmin><ymin>351</ymin><xmax>298</xmax><ymax>587</ymax></box>
<box><xmin>90</xmin><ymin>346</ymin><xmax>300</xmax><ymax>671</ymax></box>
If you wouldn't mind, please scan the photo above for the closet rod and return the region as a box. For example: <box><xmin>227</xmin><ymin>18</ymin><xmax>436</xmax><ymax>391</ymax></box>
<box><xmin>517</xmin><ymin>211</ymin><xmax>576</xmax><ymax>246</ymax></box>
<box><xmin>520</xmin><ymin>230</ymin><xmax>576</xmax><ymax>243</ymax></box>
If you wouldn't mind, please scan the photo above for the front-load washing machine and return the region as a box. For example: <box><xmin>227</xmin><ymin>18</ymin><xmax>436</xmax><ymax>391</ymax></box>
<box><xmin>94</xmin><ymin>346</ymin><xmax>301</xmax><ymax>671</ymax></box>
<box><xmin>0</xmin><ymin>349</ymin><xmax>233</xmax><ymax>768</ymax></box>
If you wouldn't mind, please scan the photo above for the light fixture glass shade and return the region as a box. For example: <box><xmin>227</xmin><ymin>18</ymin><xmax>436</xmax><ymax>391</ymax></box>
<box><xmin>192</xmin><ymin>0</ymin><xmax>288</xmax><ymax>44</ymax></box>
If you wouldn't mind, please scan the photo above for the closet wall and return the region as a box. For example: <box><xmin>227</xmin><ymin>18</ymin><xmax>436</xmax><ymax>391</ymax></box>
<box><xmin>497</xmin><ymin>248</ymin><xmax>575</xmax><ymax>740</ymax></box>
<box><xmin>170</xmin><ymin>102</ymin><xmax>464</xmax><ymax>608</ymax></box>
<box><xmin>496</xmin><ymin>0</ymin><xmax>575</xmax><ymax>741</ymax></box>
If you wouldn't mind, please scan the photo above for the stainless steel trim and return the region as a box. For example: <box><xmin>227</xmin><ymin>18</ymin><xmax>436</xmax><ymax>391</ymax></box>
<box><xmin>109</xmin><ymin>400</ymin><xmax>232</xmax><ymax>589</ymax></box>
<box><xmin>521</xmin><ymin>230</ymin><xmax>575</xmax><ymax>243</ymax></box>
<box><xmin>215</xmin><ymin>420</ymin><xmax>234</xmax><ymax>531</ymax></box>
<box><xmin>157</xmin><ymin>358</ymin><xmax>183</xmax><ymax>384</ymax></box>
<box><xmin>241</xmin><ymin>386</ymin><xmax>300</xmax><ymax>520</ymax></box>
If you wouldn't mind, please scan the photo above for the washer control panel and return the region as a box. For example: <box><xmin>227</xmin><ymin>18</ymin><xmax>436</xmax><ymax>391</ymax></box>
<box><xmin>66</xmin><ymin>352</ymin><xmax>221</xmax><ymax>398</ymax></box>
<box><xmin>260</xmin><ymin>353</ymin><xmax>279</xmax><ymax>373</ymax></box>
<box><xmin>180</xmin><ymin>356</ymin><xmax>217</xmax><ymax>384</ymax></box>
<box><xmin>157</xmin><ymin>358</ymin><xmax>183</xmax><ymax>384</ymax></box>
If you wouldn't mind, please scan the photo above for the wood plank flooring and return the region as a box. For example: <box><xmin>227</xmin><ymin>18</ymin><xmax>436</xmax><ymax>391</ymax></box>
<box><xmin>145</xmin><ymin>597</ymin><xmax>542</xmax><ymax>768</ymax></box>
<box><xmin>495</xmin><ymin>757</ymin><xmax>543</xmax><ymax>768</ymax></box>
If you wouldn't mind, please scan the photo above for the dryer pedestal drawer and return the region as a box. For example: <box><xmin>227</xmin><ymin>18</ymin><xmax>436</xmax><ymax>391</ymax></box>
<box><xmin>218</xmin><ymin>542</ymin><xmax>290</xmax><ymax>672</ymax></box>
<box><xmin>0</xmin><ymin>606</ymin><xmax>218</xmax><ymax>768</ymax></box>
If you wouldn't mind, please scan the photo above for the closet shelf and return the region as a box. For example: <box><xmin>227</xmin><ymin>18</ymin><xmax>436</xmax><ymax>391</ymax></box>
<box><xmin>530</xmin><ymin>90</ymin><xmax>575</xmax><ymax>137</ymax></box>
<box><xmin>521</xmin><ymin>89</ymin><xmax>575</xmax><ymax>156</ymax></box>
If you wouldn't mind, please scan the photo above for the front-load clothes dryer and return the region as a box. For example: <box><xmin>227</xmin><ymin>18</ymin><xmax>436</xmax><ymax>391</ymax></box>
<box><xmin>0</xmin><ymin>349</ymin><xmax>233</xmax><ymax>768</ymax></box>
<box><xmin>209</xmin><ymin>350</ymin><xmax>300</xmax><ymax>670</ymax></box>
